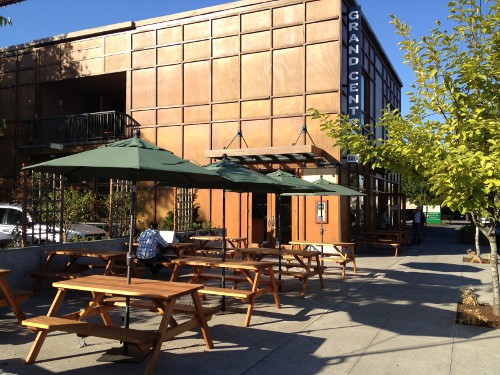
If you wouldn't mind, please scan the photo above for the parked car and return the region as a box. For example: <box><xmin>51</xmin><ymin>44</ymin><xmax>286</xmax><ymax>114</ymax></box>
<box><xmin>0</xmin><ymin>231</ymin><xmax>13</xmax><ymax>247</ymax></box>
<box><xmin>0</xmin><ymin>203</ymin><xmax>106</xmax><ymax>244</ymax></box>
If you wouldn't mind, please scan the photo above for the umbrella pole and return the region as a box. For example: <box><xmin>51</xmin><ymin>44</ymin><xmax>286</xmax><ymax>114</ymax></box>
<box><xmin>320</xmin><ymin>196</ymin><xmax>324</xmax><ymax>266</ymax></box>
<box><xmin>277</xmin><ymin>194</ymin><xmax>282</xmax><ymax>292</ymax></box>
<box><xmin>124</xmin><ymin>181</ymin><xmax>137</xmax><ymax>355</ymax></box>
<box><xmin>221</xmin><ymin>188</ymin><xmax>226</xmax><ymax>311</ymax></box>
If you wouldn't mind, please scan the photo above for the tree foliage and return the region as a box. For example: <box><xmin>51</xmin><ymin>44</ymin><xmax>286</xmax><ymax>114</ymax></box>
<box><xmin>312</xmin><ymin>0</ymin><xmax>500</xmax><ymax>312</ymax></box>
<box><xmin>401</xmin><ymin>175</ymin><xmax>434</xmax><ymax>208</ymax></box>
<box><xmin>0</xmin><ymin>15</ymin><xmax>12</xmax><ymax>27</ymax></box>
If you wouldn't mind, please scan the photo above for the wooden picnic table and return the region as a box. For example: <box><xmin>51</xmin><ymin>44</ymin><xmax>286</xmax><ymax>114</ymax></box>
<box><xmin>170</xmin><ymin>256</ymin><xmax>280</xmax><ymax>327</ymax></box>
<box><xmin>234</xmin><ymin>247</ymin><xmax>325</xmax><ymax>298</ymax></box>
<box><xmin>0</xmin><ymin>269</ymin><xmax>32</xmax><ymax>323</ymax></box>
<box><xmin>357</xmin><ymin>230</ymin><xmax>408</xmax><ymax>256</ymax></box>
<box><xmin>288</xmin><ymin>241</ymin><xmax>357</xmax><ymax>279</ymax></box>
<box><xmin>22</xmin><ymin>275</ymin><xmax>213</xmax><ymax>375</ymax></box>
<box><xmin>130</xmin><ymin>242</ymin><xmax>197</xmax><ymax>257</ymax></box>
<box><xmin>189</xmin><ymin>235</ymin><xmax>248</xmax><ymax>256</ymax></box>
<box><xmin>30</xmin><ymin>248</ymin><xmax>127</xmax><ymax>291</ymax></box>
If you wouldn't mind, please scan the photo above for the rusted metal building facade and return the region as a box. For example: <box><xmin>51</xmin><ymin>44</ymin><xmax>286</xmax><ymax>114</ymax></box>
<box><xmin>0</xmin><ymin>0</ymin><xmax>402</xmax><ymax>244</ymax></box>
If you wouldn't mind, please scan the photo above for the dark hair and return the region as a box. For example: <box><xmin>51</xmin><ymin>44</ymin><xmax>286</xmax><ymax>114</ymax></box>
<box><xmin>149</xmin><ymin>222</ymin><xmax>158</xmax><ymax>229</ymax></box>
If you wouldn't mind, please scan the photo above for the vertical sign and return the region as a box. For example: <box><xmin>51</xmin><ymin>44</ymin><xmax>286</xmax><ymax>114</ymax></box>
<box><xmin>347</xmin><ymin>6</ymin><xmax>362</xmax><ymax>121</ymax></box>
<box><xmin>316</xmin><ymin>200</ymin><xmax>328</xmax><ymax>223</ymax></box>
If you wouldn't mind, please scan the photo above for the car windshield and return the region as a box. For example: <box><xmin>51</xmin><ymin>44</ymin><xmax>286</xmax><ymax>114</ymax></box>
<box><xmin>6</xmin><ymin>209</ymin><xmax>22</xmax><ymax>226</ymax></box>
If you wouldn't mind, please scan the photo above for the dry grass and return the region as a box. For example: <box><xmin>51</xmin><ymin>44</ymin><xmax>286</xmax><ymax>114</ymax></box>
<box><xmin>457</xmin><ymin>287</ymin><xmax>490</xmax><ymax>327</ymax></box>
<box><xmin>466</xmin><ymin>249</ymin><xmax>483</xmax><ymax>263</ymax></box>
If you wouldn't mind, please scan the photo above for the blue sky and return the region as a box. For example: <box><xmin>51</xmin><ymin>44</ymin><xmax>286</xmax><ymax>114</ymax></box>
<box><xmin>1</xmin><ymin>0</ymin><xmax>454</xmax><ymax>114</ymax></box>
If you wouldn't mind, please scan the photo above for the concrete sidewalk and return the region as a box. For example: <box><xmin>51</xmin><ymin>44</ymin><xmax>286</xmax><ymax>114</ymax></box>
<box><xmin>1</xmin><ymin>224</ymin><xmax>500</xmax><ymax>374</ymax></box>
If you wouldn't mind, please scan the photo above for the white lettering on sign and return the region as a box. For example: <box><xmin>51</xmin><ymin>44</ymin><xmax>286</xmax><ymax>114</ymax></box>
<box><xmin>347</xmin><ymin>7</ymin><xmax>362</xmax><ymax>121</ymax></box>
<box><xmin>347</xmin><ymin>154</ymin><xmax>359</xmax><ymax>163</ymax></box>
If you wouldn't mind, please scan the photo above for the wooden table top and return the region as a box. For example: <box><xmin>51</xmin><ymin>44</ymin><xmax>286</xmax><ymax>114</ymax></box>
<box><xmin>46</xmin><ymin>248</ymin><xmax>126</xmax><ymax>257</ymax></box>
<box><xmin>236</xmin><ymin>248</ymin><xmax>322</xmax><ymax>257</ymax></box>
<box><xmin>130</xmin><ymin>242</ymin><xmax>196</xmax><ymax>247</ymax></box>
<box><xmin>0</xmin><ymin>269</ymin><xmax>10</xmax><ymax>275</ymax></box>
<box><xmin>189</xmin><ymin>235</ymin><xmax>247</xmax><ymax>241</ymax></box>
<box><xmin>289</xmin><ymin>241</ymin><xmax>355</xmax><ymax>246</ymax></box>
<box><xmin>171</xmin><ymin>256</ymin><xmax>273</xmax><ymax>270</ymax></box>
<box><xmin>53</xmin><ymin>275</ymin><xmax>202</xmax><ymax>299</ymax></box>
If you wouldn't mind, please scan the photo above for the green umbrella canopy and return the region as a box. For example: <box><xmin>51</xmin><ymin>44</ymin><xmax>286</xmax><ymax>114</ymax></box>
<box><xmin>203</xmin><ymin>156</ymin><xmax>291</xmax><ymax>192</ymax></box>
<box><xmin>282</xmin><ymin>176</ymin><xmax>365</xmax><ymax>196</ymax></box>
<box><xmin>23</xmin><ymin>132</ymin><xmax>230</xmax><ymax>188</ymax></box>
<box><xmin>311</xmin><ymin>176</ymin><xmax>365</xmax><ymax>196</ymax></box>
<box><xmin>266</xmin><ymin>168</ymin><xmax>327</xmax><ymax>195</ymax></box>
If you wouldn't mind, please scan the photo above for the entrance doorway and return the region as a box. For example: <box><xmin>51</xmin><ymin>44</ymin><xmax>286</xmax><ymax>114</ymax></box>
<box><xmin>251</xmin><ymin>193</ymin><xmax>292</xmax><ymax>246</ymax></box>
<box><xmin>278</xmin><ymin>195</ymin><xmax>292</xmax><ymax>245</ymax></box>
<box><xmin>251</xmin><ymin>193</ymin><xmax>267</xmax><ymax>245</ymax></box>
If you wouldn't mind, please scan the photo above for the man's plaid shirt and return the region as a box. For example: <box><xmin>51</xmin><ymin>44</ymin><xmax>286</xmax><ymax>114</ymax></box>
<box><xmin>136</xmin><ymin>228</ymin><xmax>169</xmax><ymax>260</ymax></box>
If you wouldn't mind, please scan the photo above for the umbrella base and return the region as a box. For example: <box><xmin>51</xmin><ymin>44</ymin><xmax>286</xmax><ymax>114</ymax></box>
<box><xmin>98</xmin><ymin>345</ymin><xmax>150</xmax><ymax>363</ymax></box>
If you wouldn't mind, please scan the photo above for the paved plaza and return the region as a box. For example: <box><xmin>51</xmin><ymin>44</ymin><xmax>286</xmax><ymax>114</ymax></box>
<box><xmin>1</xmin><ymin>223</ymin><xmax>500</xmax><ymax>374</ymax></box>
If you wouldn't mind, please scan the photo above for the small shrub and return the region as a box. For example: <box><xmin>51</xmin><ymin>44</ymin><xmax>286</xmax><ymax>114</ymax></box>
<box><xmin>159</xmin><ymin>211</ymin><xmax>174</xmax><ymax>231</ymax></box>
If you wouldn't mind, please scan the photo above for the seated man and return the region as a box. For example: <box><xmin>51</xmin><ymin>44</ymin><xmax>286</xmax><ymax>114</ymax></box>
<box><xmin>136</xmin><ymin>222</ymin><xmax>174</xmax><ymax>277</ymax></box>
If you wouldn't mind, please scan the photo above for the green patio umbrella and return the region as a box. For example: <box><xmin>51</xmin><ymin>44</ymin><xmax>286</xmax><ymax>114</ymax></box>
<box><xmin>25</xmin><ymin>133</ymin><xmax>230</xmax><ymax>188</ymax></box>
<box><xmin>266</xmin><ymin>168</ymin><xmax>327</xmax><ymax>282</ymax></box>
<box><xmin>308</xmin><ymin>176</ymin><xmax>366</xmax><ymax>197</ymax></box>
<box><xmin>283</xmin><ymin>176</ymin><xmax>365</xmax><ymax>242</ymax></box>
<box><xmin>23</xmin><ymin>130</ymin><xmax>232</xmax><ymax>357</ymax></box>
<box><xmin>203</xmin><ymin>155</ymin><xmax>291</xmax><ymax>309</ymax></box>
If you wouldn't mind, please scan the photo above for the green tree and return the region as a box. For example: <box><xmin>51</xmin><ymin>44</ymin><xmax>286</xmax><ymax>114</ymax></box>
<box><xmin>1</xmin><ymin>3</ymin><xmax>15</xmax><ymax>135</ymax></box>
<box><xmin>0</xmin><ymin>15</ymin><xmax>11</xmax><ymax>27</ymax></box>
<box><xmin>61</xmin><ymin>187</ymin><xmax>94</xmax><ymax>241</ymax></box>
<box><xmin>312</xmin><ymin>0</ymin><xmax>500</xmax><ymax>313</ymax></box>
<box><xmin>401</xmin><ymin>175</ymin><xmax>434</xmax><ymax>208</ymax></box>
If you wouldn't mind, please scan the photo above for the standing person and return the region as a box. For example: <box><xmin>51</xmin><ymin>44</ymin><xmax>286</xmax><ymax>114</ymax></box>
<box><xmin>412</xmin><ymin>206</ymin><xmax>424</xmax><ymax>245</ymax></box>
<box><xmin>380</xmin><ymin>208</ymin><xmax>390</xmax><ymax>230</ymax></box>
<box><xmin>136</xmin><ymin>222</ymin><xmax>173</xmax><ymax>277</ymax></box>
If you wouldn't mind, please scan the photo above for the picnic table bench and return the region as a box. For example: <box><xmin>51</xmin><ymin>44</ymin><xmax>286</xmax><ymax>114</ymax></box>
<box><xmin>189</xmin><ymin>235</ymin><xmax>247</xmax><ymax>257</ymax></box>
<box><xmin>170</xmin><ymin>256</ymin><xmax>280</xmax><ymax>327</ymax></box>
<box><xmin>234</xmin><ymin>247</ymin><xmax>325</xmax><ymax>298</ymax></box>
<box><xmin>0</xmin><ymin>269</ymin><xmax>33</xmax><ymax>323</ymax></box>
<box><xmin>29</xmin><ymin>248</ymin><xmax>126</xmax><ymax>292</ymax></box>
<box><xmin>289</xmin><ymin>241</ymin><xmax>357</xmax><ymax>279</ymax></box>
<box><xmin>357</xmin><ymin>230</ymin><xmax>408</xmax><ymax>256</ymax></box>
<box><xmin>22</xmin><ymin>275</ymin><xmax>213</xmax><ymax>375</ymax></box>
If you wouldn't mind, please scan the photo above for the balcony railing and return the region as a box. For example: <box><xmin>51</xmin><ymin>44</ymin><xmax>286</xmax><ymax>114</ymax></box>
<box><xmin>19</xmin><ymin>111</ymin><xmax>140</xmax><ymax>147</ymax></box>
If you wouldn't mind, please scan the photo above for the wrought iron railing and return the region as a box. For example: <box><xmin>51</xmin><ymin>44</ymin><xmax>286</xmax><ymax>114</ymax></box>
<box><xmin>19</xmin><ymin>111</ymin><xmax>140</xmax><ymax>147</ymax></box>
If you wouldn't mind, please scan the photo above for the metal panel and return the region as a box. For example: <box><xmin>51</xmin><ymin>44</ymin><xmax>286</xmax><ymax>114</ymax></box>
<box><xmin>157</xmin><ymin>64</ymin><xmax>183</xmax><ymax>106</ymax></box>
<box><xmin>131</xmin><ymin>68</ymin><xmax>155</xmax><ymax>109</ymax></box>
<box><xmin>157</xmin><ymin>26</ymin><xmax>183</xmax><ymax>45</ymax></box>
<box><xmin>212</xmin><ymin>36</ymin><xmax>240</xmax><ymax>57</ymax></box>
<box><xmin>306</xmin><ymin>20</ymin><xmax>340</xmax><ymax>43</ymax></box>
<box><xmin>273</xmin><ymin>3</ymin><xmax>305</xmax><ymax>27</ymax></box>
<box><xmin>104</xmin><ymin>34</ymin><xmax>130</xmax><ymax>54</ymax></box>
<box><xmin>241</xmin><ymin>99</ymin><xmax>271</xmax><ymax>119</ymax></box>
<box><xmin>212</xmin><ymin>56</ymin><xmax>240</xmax><ymax>102</ymax></box>
<box><xmin>273</xmin><ymin>47</ymin><xmax>304</xmax><ymax>95</ymax></box>
<box><xmin>306</xmin><ymin>42</ymin><xmax>339</xmax><ymax>92</ymax></box>
<box><xmin>157</xmin><ymin>108</ymin><xmax>182</xmax><ymax>125</ymax></box>
<box><xmin>273</xmin><ymin>25</ymin><xmax>304</xmax><ymax>48</ymax></box>
<box><xmin>157</xmin><ymin>45</ymin><xmax>183</xmax><ymax>65</ymax></box>
<box><xmin>241</xmin><ymin>52</ymin><xmax>271</xmax><ymax>99</ymax></box>
<box><xmin>183</xmin><ymin>60</ymin><xmax>211</xmax><ymax>105</ymax></box>
<box><xmin>212</xmin><ymin>15</ymin><xmax>240</xmax><ymax>37</ymax></box>
<box><xmin>241</xmin><ymin>9</ymin><xmax>271</xmax><ymax>33</ymax></box>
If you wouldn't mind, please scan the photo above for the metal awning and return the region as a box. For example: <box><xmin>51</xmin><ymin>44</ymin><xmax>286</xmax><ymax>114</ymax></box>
<box><xmin>205</xmin><ymin>145</ymin><xmax>341</xmax><ymax>167</ymax></box>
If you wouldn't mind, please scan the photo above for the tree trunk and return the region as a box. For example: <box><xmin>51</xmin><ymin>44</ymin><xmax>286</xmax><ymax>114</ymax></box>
<box><xmin>475</xmin><ymin>225</ymin><xmax>481</xmax><ymax>257</ymax></box>
<box><xmin>477</xmin><ymin>223</ymin><xmax>500</xmax><ymax>316</ymax></box>
<box><xmin>487</xmin><ymin>234</ymin><xmax>500</xmax><ymax>316</ymax></box>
